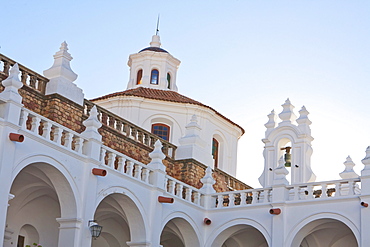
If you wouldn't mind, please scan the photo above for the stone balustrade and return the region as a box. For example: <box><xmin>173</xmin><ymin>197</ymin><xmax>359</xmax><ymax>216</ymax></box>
<box><xmin>20</xmin><ymin>108</ymin><xmax>88</xmax><ymax>154</ymax></box>
<box><xmin>165</xmin><ymin>175</ymin><xmax>204</xmax><ymax>206</ymax></box>
<box><xmin>84</xmin><ymin>100</ymin><xmax>177</xmax><ymax>159</ymax></box>
<box><xmin>100</xmin><ymin>145</ymin><xmax>154</xmax><ymax>185</ymax></box>
<box><xmin>0</xmin><ymin>54</ymin><xmax>49</xmax><ymax>94</ymax></box>
<box><xmin>286</xmin><ymin>178</ymin><xmax>361</xmax><ymax>201</ymax></box>
<box><xmin>211</xmin><ymin>188</ymin><xmax>272</xmax><ymax>208</ymax></box>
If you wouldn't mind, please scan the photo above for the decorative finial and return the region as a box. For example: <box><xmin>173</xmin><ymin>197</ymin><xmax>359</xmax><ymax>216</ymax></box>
<box><xmin>265</xmin><ymin>109</ymin><xmax>276</xmax><ymax>129</ymax></box>
<box><xmin>278</xmin><ymin>98</ymin><xmax>297</xmax><ymax>125</ymax></box>
<box><xmin>0</xmin><ymin>63</ymin><xmax>24</xmax><ymax>103</ymax></box>
<box><xmin>339</xmin><ymin>156</ymin><xmax>359</xmax><ymax>179</ymax></box>
<box><xmin>200</xmin><ymin>167</ymin><xmax>216</xmax><ymax>193</ymax></box>
<box><xmin>147</xmin><ymin>140</ymin><xmax>166</xmax><ymax>171</ymax></box>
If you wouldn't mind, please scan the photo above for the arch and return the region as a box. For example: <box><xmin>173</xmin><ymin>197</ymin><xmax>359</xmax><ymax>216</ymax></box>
<box><xmin>212</xmin><ymin>132</ymin><xmax>227</xmax><ymax>170</ymax></box>
<box><xmin>94</xmin><ymin>187</ymin><xmax>148</xmax><ymax>244</ymax></box>
<box><xmin>286</xmin><ymin>213</ymin><xmax>360</xmax><ymax>247</ymax></box>
<box><xmin>207</xmin><ymin>219</ymin><xmax>270</xmax><ymax>247</ymax></box>
<box><xmin>136</xmin><ymin>69</ymin><xmax>143</xmax><ymax>85</ymax></box>
<box><xmin>150</xmin><ymin>69</ymin><xmax>159</xmax><ymax>85</ymax></box>
<box><xmin>142</xmin><ymin>114</ymin><xmax>183</xmax><ymax>143</ymax></box>
<box><xmin>167</xmin><ymin>72</ymin><xmax>171</xmax><ymax>89</ymax></box>
<box><xmin>160</xmin><ymin>213</ymin><xmax>202</xmax><ymax>247</ymax></box>
<box><xmin>12</xmin><ymin>154</ymin><xmax>80</xmax><ymax>218</ymax></box>
<box><xmin>7</xmin><ymin>157</ymin><xmax>79</xmax><ymax>247</ymax></box>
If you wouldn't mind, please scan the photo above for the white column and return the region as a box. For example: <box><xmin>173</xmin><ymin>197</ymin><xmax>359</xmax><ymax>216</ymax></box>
<box><xmin>56</xmin><ymin>218</ymin><xmax>83</xmax><ymax>247</ymax></box>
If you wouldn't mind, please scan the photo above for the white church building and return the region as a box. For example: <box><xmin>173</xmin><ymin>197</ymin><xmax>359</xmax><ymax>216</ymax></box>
<box><xmin>0</xmin><ymin>34</ymin><xmax>369</xmax><ymax>247</ymax></box>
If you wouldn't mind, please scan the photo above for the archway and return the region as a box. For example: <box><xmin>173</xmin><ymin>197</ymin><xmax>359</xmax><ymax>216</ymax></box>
<box><xmin>160</xmin><ymin>217</ymin><xmax>200</xmax><ymax>247</ymax></box>
<box><xmin>212</xmin><ymin>224</ymin><xmax>268</xmax><ymax>247</ymax></box>
<box><xmin>92</xmin><ymin>193</ymin><xmax>146</xmax><ymax>247</ymax></box>
<box><xmin>6</xmin><ymin>162</ymin><xmax>77</xmax><ymax>247</ymax></box>
<box><xmin>291</xmin><ymin>218</ymin><xmax>358</xmax><ymax>247</ymax></box>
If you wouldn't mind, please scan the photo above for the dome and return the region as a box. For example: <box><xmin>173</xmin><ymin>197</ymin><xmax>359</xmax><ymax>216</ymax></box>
<box><xmin>139</xmin><ymin>47</ymin><xmax>168</xmax><ymax>53</ymax></box>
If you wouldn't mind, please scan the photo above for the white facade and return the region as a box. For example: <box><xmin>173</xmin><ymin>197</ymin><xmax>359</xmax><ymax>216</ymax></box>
<box><xmin>93</xmin><ymin>36</ymin><xmax>243</xmax><ymax>175</ymax></box>
<box><xmin>1</xmin><ymin>41</ymin><xmax>369</xmax><ymax>247</ymax></box>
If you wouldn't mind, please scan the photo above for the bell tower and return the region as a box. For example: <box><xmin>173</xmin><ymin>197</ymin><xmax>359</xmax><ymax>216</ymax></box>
<box><xmin>126</xmin><ymin>35</ymin><xmax>181</xmax><ymax>91</ymax></box>
<box><xmin>259</xmin><ymin>99</ymin><xmax>316</xmax><ymax>187</ymax></box>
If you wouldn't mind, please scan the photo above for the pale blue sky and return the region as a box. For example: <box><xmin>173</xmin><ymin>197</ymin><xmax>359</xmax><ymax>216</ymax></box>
<box><xmin>2</xmin><ymin>1</ymin><xmax>370</xmax><ymax>187</ymax></box>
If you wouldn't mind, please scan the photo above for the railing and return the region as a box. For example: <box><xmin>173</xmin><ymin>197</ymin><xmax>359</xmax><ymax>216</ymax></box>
<box><xmin>211</xmin><ymin>188</ymin><xmax>272</xmax><ymax>208</ymax></box>
<box><xmin>0</xmin><ymin>53</ymin><xmax>49</xmax><ymax>94</ymax></box>
<box><xmin>100</xmin><ymin>145</ymin><xmax>154</xmax><ymax>186</ymax></box>
<box><xmin>165</xmin><ymin>175</ymin><xmax>204</xmax><ymax>206</ymax></box>
<box><xmin>84</xmin><ymin>100</ymin><xmax>177</xmax><ymax>159</ymax></box>
<box><xmin>286</xmin><ymin>178</ymin><xmax>361</xmax><ymax>202</ymax></box>
<box><xmin>19</xmin><ymin>108</ymin><xmax>88</xmax><ymax>154</ymax></box>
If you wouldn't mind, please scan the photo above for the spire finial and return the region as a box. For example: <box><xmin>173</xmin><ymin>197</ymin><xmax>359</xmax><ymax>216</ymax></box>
<box><xmin>155</xmin><ymin>14</ymin><xmax>160</xmax><ymax>35</ymax></box>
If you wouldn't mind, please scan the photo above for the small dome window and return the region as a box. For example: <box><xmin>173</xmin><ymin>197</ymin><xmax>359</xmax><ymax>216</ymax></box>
<box><xmin>167</xmin><ymin>73</ymin><xmax>171</xmax><ymax>89</ymax></box>
<box><xmin>152</xmin><ymin>123</ymin><xmax>170</xmax><ymax>141</ymax></box>
<box><xmin>150</xmin><ymin>69</ymin><xmax>159</xmax><ymax>85</ymax></box>
<box><xmin>136</xmin><ymin>69</ymin><xmax>143</xmax><ymax>85</ymax></box>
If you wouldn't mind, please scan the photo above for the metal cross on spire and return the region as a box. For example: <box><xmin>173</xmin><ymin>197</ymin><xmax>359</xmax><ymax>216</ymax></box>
<box><xmin>155</xmin><ymin>14</ymin><xmax>160</xmax><ymax>35</ymax></box>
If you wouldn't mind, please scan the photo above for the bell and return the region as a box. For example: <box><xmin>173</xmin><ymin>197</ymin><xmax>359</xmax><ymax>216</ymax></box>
<box><xmin>284</xmin><ymin>153</ymin><xmax>291</xmax><ymax>167</ymax></box>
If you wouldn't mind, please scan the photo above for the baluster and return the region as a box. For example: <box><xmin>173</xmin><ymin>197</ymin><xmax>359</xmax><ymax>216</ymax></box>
<box><xmin>30</xmin><ymin>116</ymin><xmax>41</xmax><ymax>133</ymax></box>
<box><xmin>176</xmin><ymin>183</ymin><xmax>183</xmax><ymax>198</ymax></box>
<box><xmin>263</xmin><ymin>189</ymin><xmax>269</xmax><ymax>203</ymax></box>
<box><xmin>168</xmin><ymin>180</ymin><xmax>176</xmax><ymax>194</ymax></box>
<box><xmin>137</xmin><ymin>130</ymin><xmax>143</xmax><ymax>143</ymax></box>
<box><xmin>3</xmin><ymin>60</ymin><xmax>10</xmax><ymax>75</ymax></box>
<box><xmin>64</xmin><ymin>132</ymin><xmax>73</xmax><ymax>149</ymax></box>
<box><xmin>42</xmin><ymin>121</ymin><xmax>52</xmax><ymax>139</ymax></box>
<box><xmin>334</xmin><ymin>182</ymin><xmax>341</xmax><ymax>197</ymax></box>
<box><xmin>20</xmin><ymin>110</ymin><xmax>29</xmax><ymax>130</ymax></box>
<box><xmin>217</xmin><ymin>194</ymin><xmax>224</xmax><ymax>208</ymax></box>
<box><xmin>108</xmin><ymin>116</ymin><xmax>115</xmax><ymax>128</ymax></box>
<box><xmin>38</xmin><ymin>79</ymin><xmax>47</xmax><ymax>94</ymax></box>
<box><xmin>168</xmin><ymin>147</ymin><xmax>173</xmax><ymax>158</ymax></box>
<box><xmin>117</xmin><ymin>157</ymin><xmax>125</xmax><ymax>173</ymax></box>
<box><xmin>100</xmin><ymin>148</ymin><xmax>107</xmax><ymax>164</ymax></box>
<box><xmin>53</xmin><ymin>127</ymin><xmax>63</xmax><ymax>144</ymax></box>
<box><xmin>131</xmin><ymin>127</ymin><xmax>137</xmax><ymax>140</ymax></box>
<box><xmin>240</xmin><ymin>192</ymin><xmax>247</xmax><ymax>206</ymax></box>
<box><xmin>126</xmin><ymin>161</ymin><xmax>134</xmax><ymax>176</ymax></box>
<box><xmin>293</xmin><ymin>186</ymin><xmax>299</xmax><ymax>201</ymax></box>
<box><xmin>185</xmin><ymin>188</ymin><xmax>192</xmax><ymax>201</ymax></box>
<box><xmin>107</xmin><ymin>153</ymin><xmax>116</xmax><ymax>168</ymax></box>
<box><xmin>193</xmin><ymin>192</ymin><xmax>200</xmax><ymax>205</ymax></box>
<box><xmin>74</xmin><ymin>137</ymin><xmax>83</xmax><ymax>153</ymax></box>
<box><xmin>306</xmin><ymin>185</ymin><xmax>314</xmax><ymax>199</ymax></box>
<box><xmin>134</xmin><ymin>164</ymin><xmax>142</xmax><ymax>179</ymax></box>
<box><xmin>29</xmin><ymin>75</ymin><xmax>36</xmax><ymax>89</ymax></box>
<box><xmin>321</xmin><ymin>183</ymin><xmax>328</xmax><ymax>199</ymax></box>
<box><xmin>229</xmin><ymin>193</ymin><xmax>235</xmax><ymax>207</ymax></box>
<box><xmin>116</xmin><ymin>120</ymin><xmax>122</xmax><ymax>132</ymax></box>
<box><xmin>101</xmin><ymin>112</ymin><xmax>108</xmax><ymax>125</ymax></box>
<box><xmin>252</xmin><ymin>191</ymin><xmax>258</xmax><ymax>204</ymax></box>
<box><xmin>142</xmin><ymin>168</ymin><xmax>150</xmax><ymax>183</ymax></box>
<box><xmin>20</xmin><ymin>70</ymin><xmax>27</xmax><ymax>85</ymax></box>
<box><xmin>348</xmin><ymin>181</ymin><xmax>355</xmax><ymax>196</ymax></box>
<box><xmin>164</xmin><ymin>178</ymin><xmax>168</xmax><ymax>191</ymax></box>
<box><xmin>162</xmin><ymin>144</ymin><xmax>168</xmax><ymax>156</ymax></box>
<box><xmin>144</xmin><ymin>133</ymin><xmax>150</xmax><ymax>145</ymax></box>
<box><xmin>125</xmin><ymin>124</ymin><xmax>130</xmax><ymax>136</ymax></box>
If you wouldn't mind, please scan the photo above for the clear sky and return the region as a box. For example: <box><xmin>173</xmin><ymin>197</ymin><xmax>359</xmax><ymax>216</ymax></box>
<box><xmin>2</xmin><ymin>1</ymin><xmax>370</xmax><ymax>187</ymax></box>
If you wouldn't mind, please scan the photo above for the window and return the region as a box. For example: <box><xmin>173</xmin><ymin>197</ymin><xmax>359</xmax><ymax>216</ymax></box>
<box><xmin>17</xmin><ymin>235</ymin><xmax>25</xmax><ymax>247</ymax></box>
<box><xmin>212</xmin><ymin>138</ymin><xmax>219</xmax><ymax>168</ymax></box>
<box><xmin>167</xmin><ymin>73</ymin><xmax>171</xmax><ymax>89</ymax></box>
<box><xmin>150</xmin><ymin>69</ymin><xmax>159</xmax><ymax>85</ymax></box>
<box><xmin>152</xmin><ymin>123</ymin><xmax>170</xmax><ymax>141</ymax></box>
<box><xmin>136</xmin><ymin>69</ymin><xmax>143</xmax><ymax>85</ymax></box>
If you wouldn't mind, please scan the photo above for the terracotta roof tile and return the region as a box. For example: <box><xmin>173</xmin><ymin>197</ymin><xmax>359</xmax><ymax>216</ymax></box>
<box><xmin>91</xmin><ymin>87</ymin><xmax>245</xmax><ymax>135</ymax></box>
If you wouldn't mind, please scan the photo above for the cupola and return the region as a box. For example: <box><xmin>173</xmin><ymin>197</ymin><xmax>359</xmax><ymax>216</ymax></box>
<box><xmin>126</xmin><ymin>35</ymin><xmax>181</xmax><ymax>91</ymax></box>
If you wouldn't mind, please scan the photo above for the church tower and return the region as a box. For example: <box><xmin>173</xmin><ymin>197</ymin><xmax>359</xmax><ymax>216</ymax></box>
<box><xmin>259</xmin><ymin>99</ymin><xmax>316</xmax><ymax>187</ymax></box>
<box><xmin>126</xmin><ymin>35</ymin><xmax>181</xmax><ymax>91</ymax></box>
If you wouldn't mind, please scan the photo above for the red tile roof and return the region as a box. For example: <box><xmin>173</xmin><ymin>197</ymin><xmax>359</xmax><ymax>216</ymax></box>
<box><xmin>91</xmin><ymin>87</ymin><xmax>245</xmax><ymax>135</ymax></box>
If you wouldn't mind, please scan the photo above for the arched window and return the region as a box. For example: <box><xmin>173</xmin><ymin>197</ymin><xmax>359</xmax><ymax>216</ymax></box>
<box><xmin>152</xmin><ymin>123</ymin><xmax>170</xmax><ymax>141</ymax></box>
<box><xmin>150</xmin><ymin>69</ymin><xmax>159</xmax><ymax>85</ymax></box>
<box><xmin>167</xmin><ymin>73</ymin><xmax>171</xmax><ymax>89</ymax></box>
<box><xmin>212</xmin><ymin>138</ymin><xmax>219</xmax><ymax>168</ymax></box>
<box><xmin>136</xmin><ymin>69</ymin><xmax>143</xmax><ymax>85</ymax></box>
